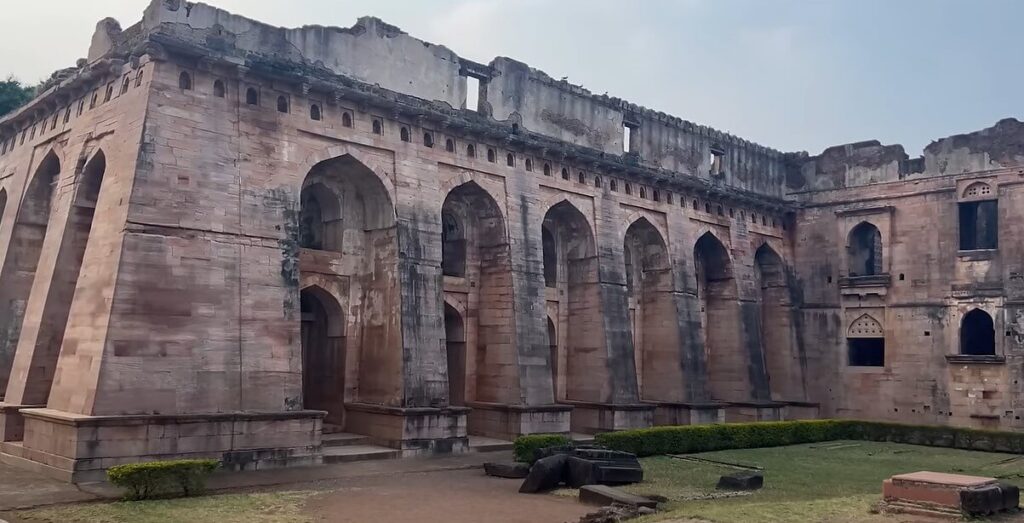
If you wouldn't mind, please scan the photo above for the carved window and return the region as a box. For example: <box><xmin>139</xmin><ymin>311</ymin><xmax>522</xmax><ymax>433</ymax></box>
<box><xmin>717</xmin><ymin>205</ymin><xmax>724</xmax><ymax>216</ymax></box>
<box><xmin>372</xmin><ymin>118</ymin><xmax>383</xmax><ymax>135</ymax></box>
<box><xmin>441</xmin><ymin>212</ymin><xmax>466</xmax><ymax>277</ymax></box>
<box><xmin>578</xmin><ymin>171</ymin><xmax>586</xmax><ymax>184</ymax></box>
<box><xmin>120</xmin><ymin>75</ymin><xmax>131</xmax><ymax>95</ymax></box>
<box><xmin>959</xmin><ymin>191</ymin><xmax>997</xmax><ymax>251</ymax></box>
<box><xmin>625</xmin><ymin>183</ymin><xmax>632</xmax><ymax>195</ymax></box>
<box><xmin>178</xmin><ymin>72</ymin><xmax>192</xmax><ymax>91</ymax></box>
<box><xmin>50</xmin><ymin>112</ymin><xmax>58</xmax><ymax>130</ymax></box>
<box><xmin>847</xmin><ymin>222</ymin><xmax>883</xmax><ymax>276</ymax></box>
<box><xmin>961</xmin><ymin>309</ymin><xmax>995</xmax><ymax>356</ymax></box>
<box><xmin>525</xmin><ymin>158</ymin><xmax>533</xmax><ymax>171</ymax></box>
<box><xmin>848</xmin><ymin>314</ymin><xmax>884</xmax><ymax>367</ymax></box>
<box><xmin>594</xmin><ymin>176</ymin><xmax>602</xmax><ymax>188</ymax></box>
<box><xmin>543</xmin><ymin>163</ymin><xmax>551</xmax><ymax>176</ymax></box>
<box><xmin>487</xmin><ymin>148</ymin><xmax>496</xmax><ymax>162</ymax></box>
<box><xmin>104</xmin><ymin>83</ymin><xmax>114</xmax><ymax>102</ymax></box>
<box><xmin>710</xmin><ymin>148</ymin><xmax>725</xmax><ymax>175</ymax></box>
<box><xmin>652</xmin><ymin>190</ymin><xmax>660</xmax><ymax>202</ymax></box>
<box><xmin>704</xmin><ymin>202</ymin><xmax>711</xmax><ymax>213</ymax></box>
<box><xmin>639</xmin><ymin>187</ymin><xmax>646</xmax><ymax>199</ymax></box>
<box><xmin>423</xmin><ymin>132</ymin><xmax>434</xmax><ymax>147</ymax></box>
<box><xmin>277</xmin><ymin>96</ymin><xmax>289</xmax><ymax>113</ymax></box>
<box><xmin>246</xmin><ymin>88</ymin><xmax>259</xmax><ymax>106</ymax></box>
<box><xmin>446</xmin><ymin>138</ymin><xmax>455</xmax><ymax>153</ymax></box>
<box><xmin>213</xmin><ymin>80</ymin><xmax>225</xmax><ymax>98</ymax></box>
<box><xmin>310</xmin><ymin>104</ymin><xmax>322</xmax><ymax>121</ymax></box>
<box><xmin>77</xmin><ymin>99</ymin><xmax>85</xmax><ymax>116</ymax></box>
<box><xmin>610</xmin><ymin>180</ymin><xmax>617</xmax><ymax>192</ymax></box>
<box><xmin>134</xmin><ymin>70</ymin><xmax>144</xmax><ymax>88</ymax></box>
<box><xmin>561</xmin><ymin>168</ymin><xmax>569</xmax><ymax>180</ymax></box>
<box><xmin>506</xmin><ymin>153</ymin><xmax>514</xmax><ymax>166</ymax></box>
<box><xmin>467</xmin><ymin>144</ymin><xmax>476</xmax><ymax>158</ymax></box>
<box><xmin>342</xmin><ymin>112</ymin><xmax>353</xmax><ymax>128</ymax></box>
<box><xmin>400</xmin><ymin>127</ymin><xmax>411</xmax><ymax>142</ymax></box>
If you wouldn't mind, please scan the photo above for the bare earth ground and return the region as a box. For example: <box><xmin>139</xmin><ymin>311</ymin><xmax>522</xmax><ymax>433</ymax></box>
<box><xmin>302</xmin><ymin>468</ymin><xmax>591</xmax><ymax>523</ymax></box>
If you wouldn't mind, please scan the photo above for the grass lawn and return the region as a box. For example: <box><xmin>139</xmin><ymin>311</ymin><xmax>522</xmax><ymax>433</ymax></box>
<box><xmin>621</xmin><ymin>440</ymin><xmax>1024</xmax><ymax>522</ymax></box>
<box><xmin>18</xmin><ymin>491</ymin><xmax>315</xmax><ymax>523</ymax></box>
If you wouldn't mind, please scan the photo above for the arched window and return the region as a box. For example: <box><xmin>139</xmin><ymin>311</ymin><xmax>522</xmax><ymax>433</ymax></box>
<box><xmin>310</xmin><ymin>104</ymin><xmax>322</xmax><ymax>121</ymax></box>
<box><xmin>848</xmin><ymin>222</ymin><xmax>883</xmax><ymax>277</ymax></box>
<box><xmin>594</xmin><ymin>176</ymin><xmax>602</xmax><ymax>188</ymax></box>
<box><xmin>104</xmin><ymin>84</ymin><xmax>113</xmax><ymax>102</ymax></box>
<box><xmin>134</xmin><ymin>70</ymin><xmax>144</xmax><ymax>87</ymax></box>
<box><xmin>762</xmin><ymin>215</ymin><xmax>767</xmax><ymax>226</ymax></box>
<box><xmin>120</xmin><ymin>75</ymin><xmax>130</xmax><ymax>95</ymax></box>
<box><xmin>445</xmin><ymin>138</ymin><xmax>455</xmax><ymax>152</ymax></box>
<box><xmin>653</xmin><ymin>190</ymin><xmax>660</xmax><ymax>202</ymax></box>
<box><xmin>400</xmin><ymin>127</ymin><xmax>411</xmax><ymax>142</ymax></box>
<box><xmin>692</xmin><ymin>200</ymin><xmax>698</xmax><ymax>210</ymax></box>
<box><xmin>610</xmin><ymin>179</ymin><xmax>617</xmax><ymax>192</ymax></box>
<box><xmin>578</xmin><ymin>171</ymin><xmax>586</xmax><ymax>184</ymax></box>
<box><xmin>90</xmin><ymin>91</ymin><xmax>98</xmax><ymax>109</ymax></box>
<box><xmin>847</xmin><ymin>314</ymin><xmax>885</xmax><ymax>366</ymax></box>
<box><xmin>178</xmin><ymin>71</ymin><xmax>192</xmax><ymax>90</ymax></box>
<box><xmin>666</xmin><ymin>193</ymin><xmax>673</xmax><ymax>205</ymax></box>
<box><xmin>561</xmin><ymin>168</ymin><xmax>569</xmax><ymax>180</ymax></box>
<box><xmin>525</xmin><ymin>158</ymin><xmax>533</xmax><ymax>172</ymax></box>
<box><xmin>213</xmin><ymin>80</ymin><xmax>225</xmax><ymax>98</ymax></box>
<box><xmin>424</xmin><ymin>132</ymin><xmax>434</xmax><ymax>147</ymax></box>
<box><xmin>543</xmin><ymin>163</ymin><xmax>551</xmax><ymax>176</ymax></box>
<box><xmin>246</xmin><ymin>88</ymin><xmax>259</xmax><ymax>105</ymax></box>
<box><xmin>639</xmin><ymin>187</ymin><xmax>646</xmax><ymax>199</ymax></box>
<box><xmin>342</xmin><ymin>112</ymin><xmax>353</xmax><ymax>128</ymax></box>
<box><xmin>704</xmin><ymin>202</ymin><xmax>711</xmax><ymax>213</ymax></box>
<box><xmin>506</xmin><ymin>153</ymin><xmax>515</xmax><ymax>167</ymax></box>
<box><xmin>625</xmin><ymin>183</ymin><xmax>632</xmax><ymax>195</ymax></box>
<box><xmin>751</xmin><ymin>213</ymin><xmax>757</xmax><ymax>224</ymax></box>
<box><xmin>277</xmin><ymin>95</ymin><xmax>289</xmax><ymax>113</ymax></box>
<box><xmin>372</xmin><ymin>119</ymin><xmax>382</xmax><ymax>135</ymax></box>
<box><xmin>717</xmin><ymin>205</ymin><xmax>724</xmax><ymax>216</ymax></box>
<box><xmin>50</xmin><ymin>113</ymin><xmax>58</xmax><ymax>130</ymax></box>
<box><xmin>467</xmin><ymin>144</ymin><xmax>476</xmax><ymax>157</ymax></box>
<box><xmin>487</xmin><ymin>148</ymin><xmax>496</xmax><ymax>162</ymax></box>
<box><xmin>961</xmin><ymin>309</ymin><xmax>995</xmax><ymax>356</ymax></box>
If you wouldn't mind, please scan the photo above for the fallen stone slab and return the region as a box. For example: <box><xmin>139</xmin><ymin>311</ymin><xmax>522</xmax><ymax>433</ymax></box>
<box><xmin>716</xmin><ymin>471</ymin><xmax>764</xmax><ymax>491</ymax></box>
<box><xmin>484</xmin><ymin>461</ymin><xmax>530</xmax><ymax>479</ymax></box>
<box><xmin>882</xmin><ymin>470</ymin><xmax>1019</xmax><ymax>517</ymax></box>
<box><xmin>518</xmin><ymin>454</ymin><xmax>567</xmax><ymax>493</ymax></box>
<box><xmin>579</xmin><ymin>485</ymin><xmax>658</xmax><ymax>509</ymax></box>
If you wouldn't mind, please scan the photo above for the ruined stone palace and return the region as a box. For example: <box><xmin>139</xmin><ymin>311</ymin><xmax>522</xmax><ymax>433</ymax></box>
<box><xmin>0</xmin><ymin>0</ymin><xmax>1021</xmax><ymax>482</ymax></box>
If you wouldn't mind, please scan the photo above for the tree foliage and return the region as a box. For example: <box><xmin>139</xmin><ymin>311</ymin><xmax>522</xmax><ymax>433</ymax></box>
<box><xmin>0</xmin><ymin>77</ymin><xmax>34</xmax><ymax>118</ymax></box>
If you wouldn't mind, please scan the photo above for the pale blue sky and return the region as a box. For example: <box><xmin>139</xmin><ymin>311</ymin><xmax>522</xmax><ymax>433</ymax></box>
<box><xmin>4</xmin><ymin>0</ymin><xmax>1021</xmax><ymax>154</ymax></box>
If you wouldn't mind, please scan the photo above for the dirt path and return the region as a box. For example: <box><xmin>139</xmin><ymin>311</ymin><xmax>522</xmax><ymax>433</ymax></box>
<box><xmin>303</xmin><ymin>468</ymin><xmax>591</xmax><ymax>523</ymax></box>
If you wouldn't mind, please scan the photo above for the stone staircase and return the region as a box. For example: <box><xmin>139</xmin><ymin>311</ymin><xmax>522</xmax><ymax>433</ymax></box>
<box><xmin>321</xmin><ymin>431</ymin><xmax>401</xmax><ymax>464</ymax></box>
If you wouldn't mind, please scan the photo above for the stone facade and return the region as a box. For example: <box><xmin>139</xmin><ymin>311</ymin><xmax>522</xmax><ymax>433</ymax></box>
<box><xmin>0</xmin><ymin>0</ymin><xmax>1018</xmax><ymax>481</ymax></box>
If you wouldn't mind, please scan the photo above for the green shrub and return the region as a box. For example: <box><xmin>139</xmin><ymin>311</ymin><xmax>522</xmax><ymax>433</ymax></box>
<box><xmin>513</xmin><ymin>433</ymin><xmax>573</xmax><ymax>463</ymax></box>
<box><xmin>594</xmin><ymin>419</ymin><xmax>1024</xmax><ymax>457</ymax></box>
<box><xmin>107</xmin><ymin>459</ymin><xmax>219</xmax><ymax>500</ymax></box>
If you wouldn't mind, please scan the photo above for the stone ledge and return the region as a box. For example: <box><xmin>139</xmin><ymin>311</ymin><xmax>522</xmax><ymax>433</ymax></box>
<box><xmin>343</xmin><ymin>402</ymin><xmax>471</xmax><ymax>416</ymax></box>
<box><xmin>467</xmin><ymin>401</ymin><xmax>573</xmax><ymax>414</ymax></box>
<box><xmin>559</xmin><ymin>401</ymin><xmax>657</xmax><ymax>412</ymax></box>
<box><xmin>18</xmin><ymin>408</ymin><xmax>327</xmax><ymax>426</ymax></box>
<box><xmin>945</xmin><ymin>354</ymin><xmax>1006</xmax><ymax>365</ymax></box>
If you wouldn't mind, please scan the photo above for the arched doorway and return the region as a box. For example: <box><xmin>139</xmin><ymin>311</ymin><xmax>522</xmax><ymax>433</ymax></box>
<box><xmin>848</xmin><ymin>222</ymin><xmax>882</xmax><ymax>276</ymax></box>
<box><xmin>542</xmin><ymin>201</ymin><xmax>598</xmax><ymax>402</ymax></box>
<box><xmin>694</xmin><ymin>231</ymin><xmax>748</xmax><ymax>402</ymax></box>
<box><xmin>754</xmin><ymin>244</ymin><xmax>795</xmax><ymax>400</ymax></box>
<box><xmin>0</xmin><ymin>150</ymin><xmax>61</xmax><ymax>395</ymax></box>
<box><xmin>547</xmin><ymin>316</ymin><xmax>558</xmax><ymax>400</ymax></box>
<box><xmin>623</xmin><ymin>218</ymin><xmax>674</xmax><ymax>400</ymax></box>
<box><xmin>300</xmin><ymin>286</ymin><xmax>345</xmax><ymax>424</ymax></box>
<box><xmin>444</xmin><ymin>303</ymin><xmax>466</xmax><ymax>406</ymax></box>
<box><xmin>298</xmin><ymin>154</ymin><xmax>398</xmax><ymax>409</ymax></box>
<box><xmin>440</xmin><ymin>181</ymin><xmax>515</xmax><ymax>405</ymax></box>
<box><xmin>961</xmin><ymin>309</ymin><xmax>995</xmax><ymax>356</ymax></box>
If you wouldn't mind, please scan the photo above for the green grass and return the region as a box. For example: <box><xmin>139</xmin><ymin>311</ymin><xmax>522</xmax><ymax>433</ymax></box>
<box><xmin>622</xmin><ymin>440</ymin><xmax>1024</xmax><ymax>522</ymax></box>
<box><xmin>19</xmin><ymin>491</ymin><xmax>315</xmax><ymax>523</ymax></box>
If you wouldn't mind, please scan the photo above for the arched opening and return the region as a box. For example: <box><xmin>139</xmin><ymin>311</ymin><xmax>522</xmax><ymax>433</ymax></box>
<box><xmin>298</xmin><ymin>155</ymin><xmax>398</xmax><ymax>410</ymax></box>
<box><xmin>0</xmin><ymin>189</ymin><xmax>7</xmax><ymax>230</ymax></box>
<box><xmin>0</xmin><ymin>151</ymin><xmax>61</xmax><ymax>393</ymax></box>
<box><xmin>487</xmin><ymin>148</ymin><xmax>496</xmax><ymax>163</ymax></box>
<box><xmin>848</xmin><ymin>222</ymin><xmax>882</xmax><ymax>276</ymax></box>
<box><xmin>961</xmin><ymin>309</ymin><xmax>995</xmax><ymax>356</ymax></box>
<box><xmin>467</xmin><ymin>144</ymin><xmax>476</xmax><ymax>158</ymax></box>
<box><xmin>277</xmin><ymin>95</ymin><xmax>289</xmax><ymax>113</ymax></box>
<box><xmin>445</xmin><ymin>138</ymin><xmax>455</xmax><ymax>152</ymax></box>
<box><xmin>371</xmin><ymin>119</ymin><xmax>382</xmax><ymax>135</ymax></box>
<box><xmin>213</xmin><ymin>80</ymin><xmax>225</xmax><ymax>98</ymax></box>
<box><xmin>525</xmin><ymin>158</ymin><xmax>533</xmax><ymax>172</ymax></box>
<box><xmin>300</xmin><ymin>286</ymin><xmax>346</xmax><ymax>425</ymax></box>
<box><xmin>561</xmin><ymin>168</ymin><xmax>569</xmax><ymax>180</ymax></box>
<box><xmin>342</xmin><ymin>112</ymin><xmax>353</xmax><ymax>128</ymax></box>
<box><xmin>754</xmin><ymin>244</ymin><xmax>797</xmax><ymax>400</ymax></box>
<box><xmin>547</xmin><ymin>316</ymin><xmax>559</xmax><ymax>399</ymax></box>
<box><xmin>245</xmin><ymin>87</ymin><xmax>258</xmax><ymax>105</ymax></box>
<box><xmin>542</xmin><ymin>201</ymin><xmax>598</xmax><ymax>402</ymax></box>
<box><xmin>441</xmin><ymin>181</ymin><xmax>516</xmax><ymax>407</ymax></box>
<box><xmin>506</xmin><ymin>153</ymin><xmax>515</xmax><ymax>167</ymax></box>
<box><xmin>120</xmin><ymin>75</ymin><xmax>130</xmax><ymax>95</ymax></box>
<box><xmin>400</xmin><ymin>127</ymin><xmax>410</xmax><ymax>142</ymax></box>
<box><xmin>847</xmin><ymin>314</ymin><xmax>884</xmax><ymax>366</ymax></box>
<box><xmin>310</xmin><ymin>104</ymin><xmax>322</xmax><ymax>121</ymax></box>
<box><xmin>543</xmin><ymin>163</ymin><xmax>551</xmax><ymax>176</ymax></box>
<box><xmin>178</xmin><ymin>71</ymin><xmax>192</xmax><ymax>90</ymax></box>
<box><xmin>694</xmin><ymin>231</ymin><xmax>748</xmax><ymax>401</ymax></box>
<box><xmin>624</xmin><ymin>218</ymin><xmax>674</xmax><ymax>400</ymax></box>
<box><xmin>444</xmin><ymin>303</ymin><xmax>466</xmax><ymax>406</ymax></box>
<box><xmin>423</xmin><ymin>132</ymin><xmax>434</xmax><ymax>148</ymax></box>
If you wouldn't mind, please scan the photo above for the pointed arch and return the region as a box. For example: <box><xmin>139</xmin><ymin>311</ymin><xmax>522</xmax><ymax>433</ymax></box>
<box><xmin>0</xmin><ymin>187</ymin><xmax>7</xmax><ymax>231</ymax></box>
<box><xmin>848</xmin><ymin>313</ymin><xmax>883</xmax><ymax>337</ymax></box>
<box><xmin>754</xmin><ymin>242</ymin><xmax>799</xmax><ymax>400</ymax></box>
<box><xmin>960</xmin><ymin>308</ymin><xmax>995</xmax><ymax>356</ymax></box>
<box><xmin>444</xmin><ymin>302</ymin><xmax>466</xmax><ymax>406</ymax></box>
<box><xmin>694</xmin><ymin>230</ymin><xmax>750</xmax><ymax>401</ymax></box>
<box><xmin>624</xmin><ymin>217</ymin><xmax>675</xmax><ymax>401</ymax></box>
<box><xmin>847</xmin><ymin>313</ymin><xmax>885</xmax><ymax>366</ymax></box>
<box><xmin>300</xmin><ymin>285</ymin><xmax>346</xmax><ymax>424</ymax></box>
<box><xmin>847</xmin><ymin>221</ymin><xmax>882</xmax><ymax>276</ymax></box>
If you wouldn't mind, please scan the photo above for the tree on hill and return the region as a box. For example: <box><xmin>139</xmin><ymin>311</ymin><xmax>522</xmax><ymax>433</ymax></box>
<box><xmin>0</xmin><ymin>77</ymin><xmax>34</xmax><ymax>118</ymax></box>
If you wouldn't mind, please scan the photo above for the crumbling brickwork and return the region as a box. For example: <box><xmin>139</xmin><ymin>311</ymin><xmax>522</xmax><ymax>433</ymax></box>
<box><xmin>0</xmin><ymin>0</ymin><xmax>1018</xmax><ymax>481</ymax></box>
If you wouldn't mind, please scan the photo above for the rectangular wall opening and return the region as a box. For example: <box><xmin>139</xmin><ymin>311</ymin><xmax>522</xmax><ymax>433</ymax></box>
<box><xmin>958</xmin><ymin>200</ymin><xmax>997</xmax><ymax>250</ymax></box>
<box><xmin>465</xmin><ymin>76</ymin><xmax>480</xmax><ymax>112</ymax></box>
<box><xmin>848</xmin><ymin>338</ymin><xmax>885</xmax><ymax>366</ymax></box>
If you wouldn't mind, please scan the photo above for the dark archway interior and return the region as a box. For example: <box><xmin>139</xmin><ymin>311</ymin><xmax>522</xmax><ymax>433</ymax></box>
<box><xmin>623</xmin><ymin>219</ymin><xmax>672</xmax><ymax>400</ymax></box>
<box><xmin>961</xmin><ymin>309</ymin><xmax>995</xmax><ymax>356</ymax></box>
<box><xmin>754</xmin><ymin>244</ymin><xmax>792</xmax><ymax>400</ymax></box>
<box><xmin>301</xmin><ymin>287</ymin><xmax>346</xmax><ymax>424</ymax></box>
<box><xmin>848</xmin><ymin>222</ymin><xmax>882</xmax><ymax>276</ymax></box>
<box><xmin>694</xmin><ymin>232</ymin><xmax>746</xmax><ymax>401</ymax></box>
<box><xmin>444</xmin><ymin>303</ymin><xmax>466</xmax><ymax>406</ymax></box>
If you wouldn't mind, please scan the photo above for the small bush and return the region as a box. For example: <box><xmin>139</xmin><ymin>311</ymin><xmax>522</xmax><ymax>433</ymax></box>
<box><xmin>594</xmin><ymin>419</ymin><xmax>1024</xmax><ymax>457</ymax></box>
<box><xmin>107</xmin><ymin>459</ymin><xmax>219</xmax><ymax>500</ymax></box>
<box><xmin>513</xmin><ymin>433</ymin><xmax>572</xmax><ymax>463</ymax></box>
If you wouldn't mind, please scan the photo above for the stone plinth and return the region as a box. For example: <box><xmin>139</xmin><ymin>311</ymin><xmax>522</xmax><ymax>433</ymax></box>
<box><xmin>466</xmin><ymin>402</ymin><xmax>572</xmax><ymax>440</ymax></box>
<box><xmin>882</xmin><ymin>471</ymin><xmax>1019</xmax><ymax>517</ymax></box>
<box><xmin>343</xmin><ymin>402</ymin><xmax>469</xmax><ymax>454</ymax></box>
<box><xmin>723</xmin><ymin>401</ymin><xmax>787</xmax><ymax>423</ymax></box>
<box><xmin>650</xmin><ymin>401</ymin><xmax>727</xmax><ymax>426</ymax></box>
<box><xmin>782</xmin><ymin>401</ymin><xmax>820</xmax><ymax>420</ymax></box>
<box><xmin>1</xmin><ymin>408</ymin><xmax>325</xmax><ymax>483</ymax></box>
<box><xmin>0</xmin><ymin>403</ymin><xmax>45</xmax><ymax>442</ymax></box>
<box><xmin>561</xmin><ymin>401</ymin><xmax>654</xmax><ymax>434</ymax></box>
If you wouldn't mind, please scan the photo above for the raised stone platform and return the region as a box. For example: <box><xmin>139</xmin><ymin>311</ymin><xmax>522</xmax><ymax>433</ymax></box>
<box><xmin>882</xmin><ymin>471</ymin><xmax>1020</xmax><ymax>517</ymax></box>
<box><xmin>465</xmin><ymin>402</ymin><xmax>572</xmax><ymax>441</ymax></box>
<box><xmin>560</xmin><ymin>401</ymin><xmax>654</xmax><ymax>433</ymax></box>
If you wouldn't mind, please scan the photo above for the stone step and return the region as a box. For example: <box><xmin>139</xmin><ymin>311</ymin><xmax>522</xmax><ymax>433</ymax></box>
<box><xmin>468</xmin><ymin>435</ymin><xmax>514</xmax><ymax>452</ymax></box>
<box><xmin>321</xmin><ymin>432</ymin><xmax>370</xmax><ymax>448</ymax></box>
<box><xmin>322</xmin><ymin>445</ymin><xmax>401</xmax><ymax>464</ymax></box>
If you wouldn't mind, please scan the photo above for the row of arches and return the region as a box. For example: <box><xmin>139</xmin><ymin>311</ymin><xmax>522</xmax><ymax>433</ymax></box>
<box><xmin>293</xmin><ymin>152</ymin><xmax>797</xmax><ymax>434</ymax></box>
<box><xmin>0</xmin><ymin>147</ymin><xmax>107</xmax><ymax>401</ymax></box>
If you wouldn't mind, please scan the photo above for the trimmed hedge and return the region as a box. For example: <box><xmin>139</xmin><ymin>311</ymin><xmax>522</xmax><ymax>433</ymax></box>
<box><xmin>593</xmin><ymin>420</ymin><xmax>1024</xmax><ymax>457</ymax></box>
<box><xmin>107</xmin><ymin>459</ymin><xmax>219</xmax><ymax>500</ymax></box>
<box><xmin>513</xmin><ymin>433</ymin><xmax>573</xmax><ymax>463</ymax></box>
